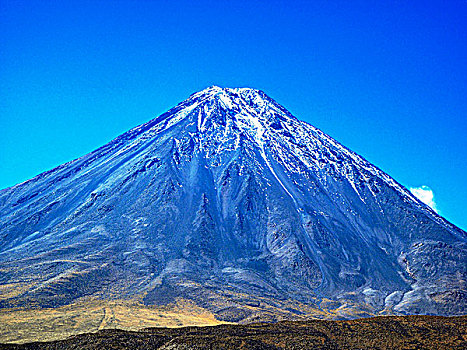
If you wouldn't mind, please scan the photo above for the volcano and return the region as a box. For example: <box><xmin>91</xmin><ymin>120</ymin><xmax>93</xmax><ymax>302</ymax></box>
<box><xmin>1</xmin><ymin>86</ymin><xmax>465</xmax><ymax>327</ymax></box>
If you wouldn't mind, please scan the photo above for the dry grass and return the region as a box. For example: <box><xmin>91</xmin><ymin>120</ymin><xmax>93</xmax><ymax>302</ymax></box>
<box><xmin>0</xmin><ymin>290</ymin><xmax>378</xmax><ymax>344</ymax></box>
<box><xmin>0</xmin><ymin>284</ymin><xmax>34</xmax><ymax>300</ymax></box>
<box><xmin>0</xmin><ymin>299</ymin><xmax>224</xmax><ymax>344</ymax></box>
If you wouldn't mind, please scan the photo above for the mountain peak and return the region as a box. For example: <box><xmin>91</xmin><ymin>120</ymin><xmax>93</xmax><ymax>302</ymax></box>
<box><xmin>143</xmin><ymin>86</ymin><xmax>299</xmax><ymax>148</ymax></box>
<box><xmin>176</xmin><ymin>86</ymin><xmax>297</xmax><ymax>132</ymax></box>
<box><xmin>189</xmin><ymin>85</ymin><xmax>265</xmax><ymax>102</ymax></box>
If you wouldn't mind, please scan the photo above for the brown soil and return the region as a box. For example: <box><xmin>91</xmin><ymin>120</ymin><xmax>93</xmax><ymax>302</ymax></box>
<box><xmin>1</xmin><ymin>315</ymin><xmax>465</xmax><ymax>349</ymax></box>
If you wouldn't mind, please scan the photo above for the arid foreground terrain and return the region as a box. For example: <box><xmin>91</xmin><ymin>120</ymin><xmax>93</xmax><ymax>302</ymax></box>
<box><xmin>1</xmin><ymin>315</ymin><xmax>466</xmax><ymax>349</ymax></box>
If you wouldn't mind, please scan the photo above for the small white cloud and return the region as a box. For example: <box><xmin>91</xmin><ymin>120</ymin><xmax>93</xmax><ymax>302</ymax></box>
<box><xmin>410</xmin><ymin>185</ymin><xmax>437</xmax><ymax>212</ymax></box>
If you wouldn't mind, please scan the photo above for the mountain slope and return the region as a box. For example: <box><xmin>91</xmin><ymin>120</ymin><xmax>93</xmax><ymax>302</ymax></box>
<box><xmin>0</xmin><ymin>86</ymin><xmax>465</xmax><ymax>322</ymax></box>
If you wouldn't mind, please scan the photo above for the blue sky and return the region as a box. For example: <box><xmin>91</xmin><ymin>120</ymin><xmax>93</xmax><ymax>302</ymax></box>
<box><xmin>1</xmin><ymin>1</ymin><xmax>466</xmax><ymax>230</ymax></box>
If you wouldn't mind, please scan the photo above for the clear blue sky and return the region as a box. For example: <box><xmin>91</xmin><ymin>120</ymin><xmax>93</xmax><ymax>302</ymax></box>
<box><xmin>1</xmin><ymin>1</ymin><xmax>466</xmax><ymax>230</ymax></box>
